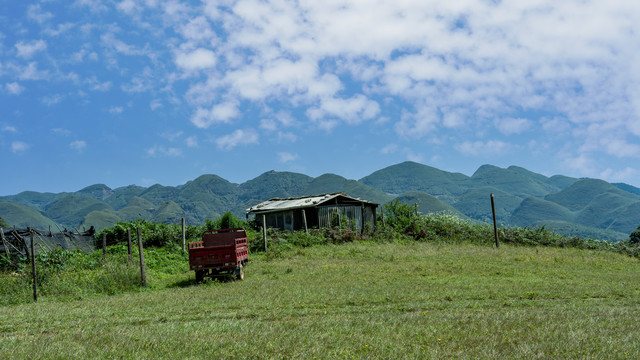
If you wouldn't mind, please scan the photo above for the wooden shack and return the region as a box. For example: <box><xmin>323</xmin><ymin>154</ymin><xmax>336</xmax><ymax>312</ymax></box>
<box><xmin>246</xmin><ymin>193</ymin><xmax>378</xmax><ymax>232</ymax></box>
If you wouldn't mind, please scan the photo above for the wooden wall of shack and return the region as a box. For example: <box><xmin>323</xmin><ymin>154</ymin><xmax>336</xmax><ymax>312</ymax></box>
<box><xmin>254</xmin><ymin>199</ymin><xmax>377</xmax><ymax>232</ymax></box>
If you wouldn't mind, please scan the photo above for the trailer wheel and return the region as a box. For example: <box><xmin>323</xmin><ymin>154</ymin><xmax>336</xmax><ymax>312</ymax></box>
<box><xmin>195</xmin><ymin>270</ymin><xmax>204</xmax><ymax>283</ymax></box>
<box><xmin>236</xmin><ymin>264</ymin><xmax>244</xmax><ymax>281</ymax></box>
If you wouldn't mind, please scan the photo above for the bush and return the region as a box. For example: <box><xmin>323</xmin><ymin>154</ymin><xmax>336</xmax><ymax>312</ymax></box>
<box><xmin>205</xmin><ymin>212</ymin><xmax>246</xmax><ymax>230</ymax></box>
<box><xmin>630</xmin><ymin>226</ymin><xmax>640</xmax><ymax>245</ymax></box>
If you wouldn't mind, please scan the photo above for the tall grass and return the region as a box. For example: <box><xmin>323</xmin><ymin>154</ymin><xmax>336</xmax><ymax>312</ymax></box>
<box><xmin>1</xmin><ymin>242</ymin><xmax>639</xmax><ymax>359</ymax></box>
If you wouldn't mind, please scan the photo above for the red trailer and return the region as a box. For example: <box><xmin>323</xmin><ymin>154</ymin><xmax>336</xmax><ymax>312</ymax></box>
<box><xmin>188</xmin><ymin>228</ymin><xmax>249</xmax><ymax>282</ymax></box>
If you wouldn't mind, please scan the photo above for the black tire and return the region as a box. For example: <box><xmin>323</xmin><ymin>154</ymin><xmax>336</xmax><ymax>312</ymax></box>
<box><xmin>236</xmin><ymin>264</ymin><xmax>244</xmax><ymax>281</ymax></box>
<box><xmin>195</xmin><ymin>270</ymin><xmax>204</xmax><ymax>283</ymax></box>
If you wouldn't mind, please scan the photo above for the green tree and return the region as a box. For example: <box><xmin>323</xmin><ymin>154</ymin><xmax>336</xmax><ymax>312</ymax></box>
<box><xmin>0</xmin><ymin>216</ymin><xmax>9</xmax><ymax>228</ymax></box>
<box><xmin>630</xmin><ymin>226</ymin><xmax>640</xmax><ymax>245</ymax></box>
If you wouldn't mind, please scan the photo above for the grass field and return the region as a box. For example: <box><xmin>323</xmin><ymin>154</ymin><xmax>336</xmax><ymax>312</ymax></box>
<box><xmin>1</xmin><ymin>241</ymin><xmax>639</xmax><ymax>359</ymax></box>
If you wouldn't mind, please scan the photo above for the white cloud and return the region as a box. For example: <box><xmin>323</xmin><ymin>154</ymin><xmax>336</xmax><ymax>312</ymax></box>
<box><xmin>191</xmin><ymin>101</ymin><xmax>239</xmax><ymax>129</ymax></box>
<box><xmin>44</xmin><ymin>23</ymin><xmax>74</xmax><ymax>37</ymax></box>
<box><xmin>27</xmin><ymin>4</ymin><xmax>53</xmax><ymax>24</ymax></box>
<box><xmin>18</xmin><ymin>62</ymin><xmax>48</xmax><ymax>80</ymax></box>
<box><xmin>380</xmin><ymin>144</ymin><xmax>398</xmax><ymax>155</ymax></box>
<box><xmin>179</xmin><ymin>16</ymin><xmax>216</xmax><ymax>43</ymax></box>
<box><xmin>70</xmin><ymin>140</ymin><xmax>87</xmax><ymax>152</ymax></box>
<box><xmin>216</xmin><ymin>129</ymin><xmax>259</xmax><ymax>150</ymax></box>
<box><xmin>307</xmin><ymin>94</ymin><xmax>380</xmax><ymax>125</ymax></box>
<box><xmin>455</xmin><ymin>140</ymin><xmax>512</xmax><ymax>156</ymax></box>
<box><xmin>494</xmin><ymin>117</ymin><xmax>532</xmax><ymax>135</ymax></box>
<box><xmin>186</xmin><ymin>136</ymin><xmax>198</xmax><ymax>148</ymax></box>
<box><xmin>150</xmin><ymin>99</ymin><xmax>162</xmax><ymax>110</ymax></box>
<box><xmin>41</xmin><ymin>94</ymin><xmax>63</xmax><ymax>106</ymax></box>
<box><xmin>5</xmin><ymin>82</ymin><xmax>24</xmax><ymax>95</ymax></box>
<box><xmin>51</xmin><ymin>128</ymin><xmax>71</xmax><ymax>136</ymax></box>
<box><xmin>146</xmin><ymin>145</ymin><xmax>183</xmax><ymax>157</ymax></box>
<box><xmin>15</xmin><ymin>40</ymin><xmax>47</xmax><ymax>59</ymax></box>
<box><xmin>277</xmin><ymin>131</ymin><xmax>297</xmax><ymax>143</ymax></box>
<box><xmin>11</xmin><ymin>141</ymin><xmax>29</xmax><ymax>153</ymax></box>
<box><xmin>599</xmin><ymin>167</ymin><xmax>639</xmax><ymax>184</ymax></box>
<box><xmin>277</xmin><ymin>152</ymin><xmax>298</xmax><ymax>163</ymax></box>
<box><xmin>175</xmin><ymin>48</ymin><xmax>217</xmax><ymax>70</ymax></box>
<box><xmin>116</xmin><ymin>0</ymin><xmax>140</xmax><ymax>14</ymax></box>
<box><xmin>2</xmin><ymin>126</ymin><xmax>17</xmax><ymax>133</ymax></box>
<box><xmin>109</xmin><ymin>106</ymin><xmax>124</xmax><ymax>114</ymax></box>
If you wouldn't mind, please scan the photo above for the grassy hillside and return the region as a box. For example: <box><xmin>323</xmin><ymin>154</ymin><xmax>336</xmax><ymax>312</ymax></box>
<box><xmin>468</xmin><ymin>165</ymin><xmax>559</xmax><ymax>197</ymax></box>
<box><xmin>0</xmin><ymin>191</ymin><xmax>66</xmax><ymax>211</ymax></box>
<box><xmin>44</xmin><ymin>195</ymin><xmax>112</xmax><ymax>227</ymax></box>
<box><xmin>509</xmin><ymin>197</ymin><xmax>576</xmax><ymax>226</ymax></box>
<box><xmin>359</xmin><ymin>161</ymin><xmax>469</xmax><ymax>196</ymax></box>
<box><xmin>394</xmin><ymin>191</ymin><xmax>464</xmax><ymax>217</ymax></box>
<box><xmin>528</xmin><ymin>220</ymin><xmax>629</xmax><ymax>242</ymax></box>
<box><xmin>1</xmin><ymin>239</ymin><xmax>639</xmax><ymax>358</ymax></box>
<box><xmin>305</xmin><ymin>173</ymin><xmax>394</xmax><ymax>204</ymax></box>
<box><xmin>104</xmin><ymin>185</ymin><xmax>146</xmax><ymax>210</ymax></box>
<box><xmin>452</xmin><ymin>187</ymin><xmax>523</xmax><ymax>222</ymax></box>
<box><xmin>0</xmin><ymin>202</ymin><xmax>57</xmax><ymax>229</ymax></box>
<box><xmin>239</xmin><ymin>171</ymin><xmax>313</xmax><ymax>201</ymax></box>
<box><xmin>545</xmin><ymin>178</ymin><xmax>638</xmax><ymax>211</ymax></box>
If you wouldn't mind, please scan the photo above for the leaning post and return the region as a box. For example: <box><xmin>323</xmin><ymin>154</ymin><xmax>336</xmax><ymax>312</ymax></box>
<box><xmin>182</xmin><ymin>217</ymin><xmax>186</xmax><ymax>253</ymax></box>
<box><xmin>126</xmin><ymin>228</ymin><xmax>133</xmax><ymax>263</ymax></box>
<box><xmin>491</xmin><ymin>193</ymin><xmax>500</xmax><ymax>248</ymax></box>
<box><xmin>30</xmin><ymin>229</ymin><xmax>38</xmax><ymax>302</ymax></box>
<box><xmin>137</xmin><ymin>226</ymin><xmax>147</xmax><ymax>287</ymax></box>
<box><xmin>262</xmin><ymin>214</ymin><xmax>267</xmax><ymax>252</ymax></box>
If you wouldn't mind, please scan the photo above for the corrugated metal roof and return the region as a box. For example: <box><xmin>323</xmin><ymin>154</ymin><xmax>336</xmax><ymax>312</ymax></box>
<box><xmin>246</xmin><ymin>192</ymin><xmax>377</xmax><ymax>214</ymax></box>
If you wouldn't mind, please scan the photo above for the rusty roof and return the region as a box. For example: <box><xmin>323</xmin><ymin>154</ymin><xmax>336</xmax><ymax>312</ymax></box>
<box><xmin>246</xmin><ymin>192</ymin><xmax>378</xmax><ymax>214</ymax></box>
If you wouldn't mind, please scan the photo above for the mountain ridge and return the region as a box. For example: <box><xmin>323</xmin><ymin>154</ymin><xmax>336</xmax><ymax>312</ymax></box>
<box><xmin>1</xmin><ymin>161</ymin><xmax>639</xmax><ymax>241</ymax></box>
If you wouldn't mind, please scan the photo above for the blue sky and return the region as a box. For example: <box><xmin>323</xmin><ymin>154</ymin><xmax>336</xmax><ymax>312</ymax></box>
<box><xmin>2</xmin><ymin>0</ymin><xmax>640</xmax><ymax>196</ymax></box>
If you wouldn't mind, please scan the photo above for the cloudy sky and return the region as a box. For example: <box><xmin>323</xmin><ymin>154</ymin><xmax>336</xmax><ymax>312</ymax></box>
<box><xmin>2</xmin><ymin>0</ymin><xmax>640</xmax><ymax>195</ymax></box>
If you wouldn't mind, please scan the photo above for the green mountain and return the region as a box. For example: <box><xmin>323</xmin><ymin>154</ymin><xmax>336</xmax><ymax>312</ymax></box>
<box><xmin>393</xmin><ymin>191</ymin><xmax>464</xmax><ymax>217</ymax></box>
<box><xmin>239</xmin><ymin>171</ymin><xmax>313</xmax><ymax>201</ymax></box>
<box><xmin>544</xmin><ymin>179</ymin><xmax>635</xmax><ymax>211</ymax></box>
<box><xmin>304</xmin><ymin>174</ymin><xmax>393</xmax><ymax>204</ymax></box>
<box><xmin>104</xmin><ymin>185</ymin><xmax>146</xmax><ymax>210</ymax></box>
<box><xmin>1</xmin><ymin>162</ymin><xmax>639</xmax><ymax>241</ymax></box>
<box><xmin>117</xmin><ymin>196</ymin><xmax>155</xmax><ymax>222</ymax></box>
<box><xmin>0</xmin><ymin>202</ymin><xmax>58</xmax><ymax>229</ymax></box>
<box><xmin>152</xmin><ymin>201</ymin><xmax>185</xmax><ymax>224</ymax></box>
<box><xmin>44</xmin><ymin>195</ymin><xmax>113</xmax><ymax>228</ymax></box>
<box><xmin>452</xmin><ymin>187</ymin><xmax>523</xmax><ymax>223</ymax></box>
<box><xmin>509</xmin><ymin>197</ymin><xmax>576</xmax><ymax>227</ymax></box>
<box><xmin>468</xmin><ymin>165</ymin><xmax>560</xmax><ymax>198</ymax></box>
<box><xmin>360</xmin><ymin>161</ymin><xmax>469</xmax><ymax>197</ymax></box>
<box><xmin>140</xmin><ymin>184</ymin><xmax>182</xmax><ymax>206</ymax></box>
<box><xmin>0</xmin><ymin>191</ymin><xmax>66</xmax><ymax>212</ymax></box>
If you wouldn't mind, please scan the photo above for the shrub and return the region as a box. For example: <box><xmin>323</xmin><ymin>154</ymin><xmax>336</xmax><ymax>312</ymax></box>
<box><xmin>630</xmin><ymin>226</ymin><xmax>640</xmax><ymax>245</ymax></box>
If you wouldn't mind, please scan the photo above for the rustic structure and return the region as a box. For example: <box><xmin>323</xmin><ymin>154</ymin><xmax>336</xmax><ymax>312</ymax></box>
<box><xmin>246</xmin><ymin>193</ymin><xmax>378</xmax><ymax>232</ymax></box>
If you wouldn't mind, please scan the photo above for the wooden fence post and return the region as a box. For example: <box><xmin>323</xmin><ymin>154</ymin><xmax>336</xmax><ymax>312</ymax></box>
<box><xmin>137</xmin><ymin>227</ymin><xmax>147</xmax><ymax>287</ymax></box>
<box><xmin>302</xmin><ymin>209</ymin><xmax>308</xmax><ymax>233</ymax></box>
<box><xmin>182</xmin><ymin>217</ymin><xmax>186</xmax><ymax>253</ymax></box>
<box><xmin>126</xmin><ymin>228</ymin><xmax>133</xmax><ymax>263</ymax></box>
<box><xmin>1</xmin><ymin>228</ymin><xmax>10</xmax><ymax>257</ymax></box>
<box><xmin>102</xmin><ymin>233</ymin><xmax>107</xmax><ymax>256</ymax></box>
<box><xmin>491</xmin><ymin>193</ymin><xmax>500</xmax><ymax>248</ymax></box>
<box><xmin>30</xmin><ymin>229</ymin><xmax>37</xmax><ymax>302</ymax></box>
<box><xmin>262</xmin><ymin>214</ymin><xmax>267</xmax><ymax>252</ymax></box>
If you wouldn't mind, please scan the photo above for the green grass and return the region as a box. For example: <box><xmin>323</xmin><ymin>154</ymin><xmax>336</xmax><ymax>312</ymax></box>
<box><xmin>1</xmin><ymin>241</ymin><xmax>639</xmax><ymax>359</ymax></box>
